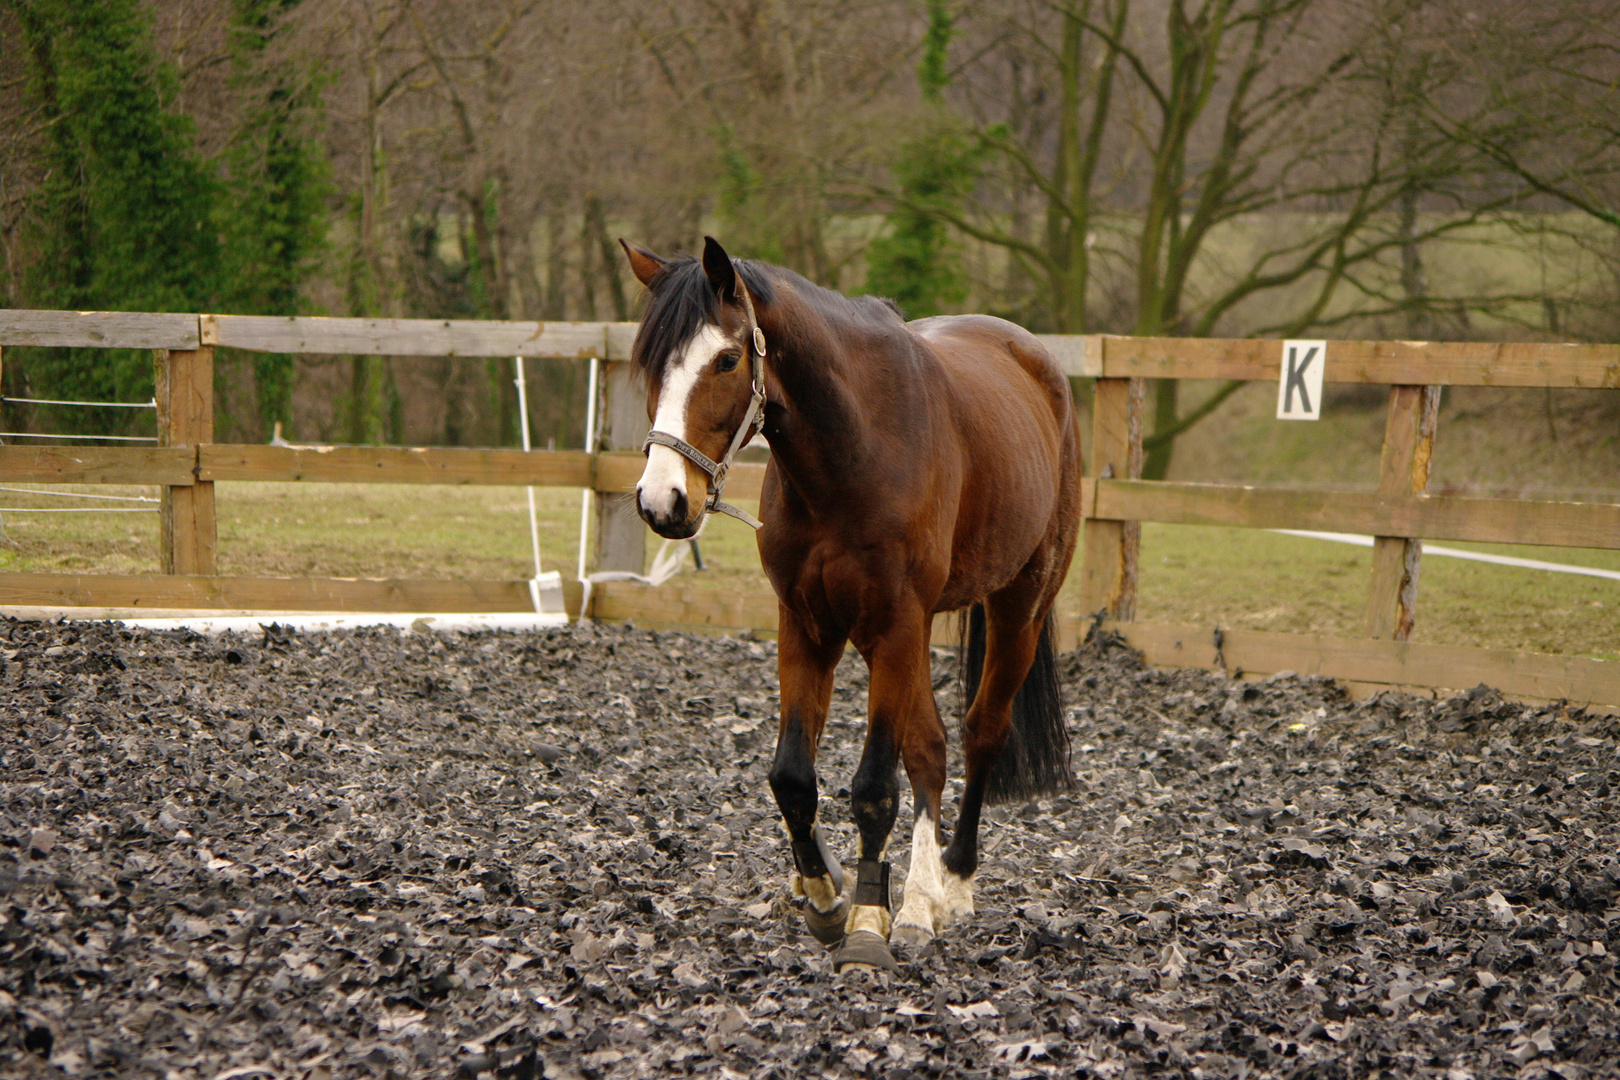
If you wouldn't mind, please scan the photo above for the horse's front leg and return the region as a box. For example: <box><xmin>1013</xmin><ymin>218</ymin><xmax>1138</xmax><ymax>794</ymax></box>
<box><xmin>833</xmin><ymin>611</ymin><xmax>937</xmax><ymax>972</ymax></box>
<box><xmin>767</xmin><ymin>609</ymin><xmax>848</xmax><ymax>947</ymax></box>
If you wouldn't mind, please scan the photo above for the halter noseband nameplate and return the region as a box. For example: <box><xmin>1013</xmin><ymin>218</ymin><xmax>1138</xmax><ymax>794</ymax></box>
<box><xmin>642</xmin><ymin>272</ymin><xmax>768</xmax><ymax>532</ymax></box>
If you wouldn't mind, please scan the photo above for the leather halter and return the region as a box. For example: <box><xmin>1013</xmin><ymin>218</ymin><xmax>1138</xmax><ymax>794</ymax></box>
<box><xmin>642</xmin><ymin>276</ymin><xmax>768</xmax><ymax>531</ymax></box>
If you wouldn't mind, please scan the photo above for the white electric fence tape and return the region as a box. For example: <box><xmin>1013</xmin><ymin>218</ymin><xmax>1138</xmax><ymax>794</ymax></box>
<box><xmin>1273</xmin><ymin>530</ymin><xmax>1620</xmax><ymax>583</ymax></box>
<box><xmin>512</xmin><ymin>356</ymin><xmax>567</xmax><ymax>617</ymax></box>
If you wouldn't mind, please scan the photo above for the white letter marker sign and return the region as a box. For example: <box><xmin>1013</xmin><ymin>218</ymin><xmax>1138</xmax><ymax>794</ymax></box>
<box><xmin>1277</xmin><ymin>339</ymin><xmax>1326</xmax><ymax>420</ymax></box>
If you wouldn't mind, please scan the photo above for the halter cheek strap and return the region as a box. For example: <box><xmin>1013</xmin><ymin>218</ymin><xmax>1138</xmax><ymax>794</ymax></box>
<box><xmin>641</xmin><ymin>274</ymin><xmax>768</xmax><ymax>531</ymax></box>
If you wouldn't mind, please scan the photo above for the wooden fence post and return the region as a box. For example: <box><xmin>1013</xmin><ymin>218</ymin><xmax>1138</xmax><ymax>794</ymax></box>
<box><xmin>1079</xmin><ymin>373</ymin><xmax>1145</xmax><ymax>621</ymax></box>
<box><xmin>1365</xmin><ymin>384</ymin><xmax>1441</xmax><ymax>639</ymax></box>
<box><xmin>592</xmin><ymin>360</ymin><xmax>647</xmax><ymax>590</ymax></box>
<box><xmin>155</xmin><ymin>346</ymin><xmax>216</xmax><ymax>575</ymax></box>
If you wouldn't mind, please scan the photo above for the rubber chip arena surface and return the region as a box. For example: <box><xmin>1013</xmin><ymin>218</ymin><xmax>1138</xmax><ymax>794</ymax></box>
<box><xmin>2</xmin><ymin>617</ymin><xmax>1618</xmax><ymax>1079</ymax></box>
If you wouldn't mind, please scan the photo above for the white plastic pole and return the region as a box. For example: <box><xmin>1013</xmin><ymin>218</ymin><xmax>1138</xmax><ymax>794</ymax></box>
<box><xmin>513</xmin><ymin>357</ymin><xmax>546</xmax><ymax>612</ymax></box>
<box><xmin>577</xmin><ymin>356</ymin><xmax>601</xmax><ymax>620</ymax></box>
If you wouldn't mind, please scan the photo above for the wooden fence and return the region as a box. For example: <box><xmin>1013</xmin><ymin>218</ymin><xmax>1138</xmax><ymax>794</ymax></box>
<box><xmin>1077</xmin><ymin>337</ymin><xmax>1620</xmax><ymax>707</ymax></box>
<box><xmin>2</xmin><ymin>309</ymin><xmax>1617</xmax><ymax>707</ymax></box>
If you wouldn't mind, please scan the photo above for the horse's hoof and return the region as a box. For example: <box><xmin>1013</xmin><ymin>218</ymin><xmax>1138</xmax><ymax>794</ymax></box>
<box><xmin>801</xmin><ymin>896</ymin><xmax>850</xmax><ymax>947</ymax></box>
<box><xmin>890</xmin><ymin>922</ymin><xmax>934</xmax><ymax>952</ymax></box>
<box><xmin>833</xmin><ymin>930</ymin><xmax>898</xmax><ymax>973</ymax></box>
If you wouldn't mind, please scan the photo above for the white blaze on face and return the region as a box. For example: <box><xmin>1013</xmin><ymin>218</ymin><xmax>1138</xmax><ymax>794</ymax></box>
<box><xmin>637</xmin><ymin>324</ymin><xmax>731</xmax><ymax>519</ymax></box>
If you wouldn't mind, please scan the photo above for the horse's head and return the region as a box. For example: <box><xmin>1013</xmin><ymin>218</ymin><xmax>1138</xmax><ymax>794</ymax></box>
<box><xmin>621</xmin><ymin>236</ymin><xmax>769</xmax><ymax>539</ymax></box>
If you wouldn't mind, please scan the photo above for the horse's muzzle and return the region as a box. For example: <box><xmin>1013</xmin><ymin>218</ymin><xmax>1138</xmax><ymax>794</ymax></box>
<box><xmin>637</xmin><ymin>487</ymin><xmax>700</xmax><ymax>539</ymax></box>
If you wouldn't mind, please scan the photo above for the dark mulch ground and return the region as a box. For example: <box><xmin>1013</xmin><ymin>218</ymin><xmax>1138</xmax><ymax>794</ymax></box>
<box><xmin>1</xmin><ymin>616</ymin><xmax>1618</xmax><ymax>1080</ymax></box>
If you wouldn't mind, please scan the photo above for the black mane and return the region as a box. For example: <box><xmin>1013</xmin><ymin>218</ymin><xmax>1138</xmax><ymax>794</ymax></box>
<box><xmin>631</xmin><ymin>255</ymin><xmax>776</xmax><ymax>381</ymax></box>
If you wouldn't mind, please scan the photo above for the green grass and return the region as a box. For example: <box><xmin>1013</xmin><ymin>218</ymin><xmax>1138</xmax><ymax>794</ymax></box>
<box><xmin>2</xmin><ymin>479</ymin><xmax>1615</xmax><ymax>661</ymax></box>
<box><xmin>1135</xmin><ymin>525</ymin><xmax>1620</xmax><ymax>661</ymax></box>
<box><xmin>0</xmin><ymin>481</ymin><xmax>773</xmax><ymax>595</ymax></box>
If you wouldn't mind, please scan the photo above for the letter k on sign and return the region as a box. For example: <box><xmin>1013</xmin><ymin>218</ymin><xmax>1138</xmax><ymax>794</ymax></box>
<box><xmin>1277</xmin><ymin>340</ymin><xmax>1326</xmax><ymax>420</ymax></box>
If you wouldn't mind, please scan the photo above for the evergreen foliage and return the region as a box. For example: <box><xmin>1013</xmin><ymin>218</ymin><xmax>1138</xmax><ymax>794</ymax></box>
<box><xmin>13</xmin><ymin>0</ymin><xmax>219</xmax><ymax>429</ymax></box>
<box><xmin>715</xmin><ymin>124</ymin><xmax>785</xmax><ymax>266</ymax></box>
<box><xmin>864</xmin><ymin>0</ymin><xmax>973</xmax><ymax>318</ymax></box>
<box><xmin>863</xmin><ymin>127</ymin><xmax>976</xmax><ymax>318</ymax></box>
<box><xmin>219</xmin><ymin>0</ymin><xmax>329</xmax><ymax>434</ymax></box>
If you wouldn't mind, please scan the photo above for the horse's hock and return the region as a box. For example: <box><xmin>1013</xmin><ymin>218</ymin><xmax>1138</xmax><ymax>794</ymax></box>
<box><xmin>2</xmin><ymin>309</ymin><xmax>1618</xmax><ymax>709</ymax></box>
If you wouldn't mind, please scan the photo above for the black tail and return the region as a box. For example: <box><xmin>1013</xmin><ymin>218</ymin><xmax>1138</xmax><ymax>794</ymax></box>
<box><xmin>961</xmin><ymin>605</ymin><xmax>1072</xmax><ymax>805</ymax></box>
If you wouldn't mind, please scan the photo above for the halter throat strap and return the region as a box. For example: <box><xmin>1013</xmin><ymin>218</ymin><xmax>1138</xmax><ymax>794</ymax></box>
<box><xmin>641</xmin><ymin>273</ymin><xmax>768</xmax><ymax>531</ymax></box>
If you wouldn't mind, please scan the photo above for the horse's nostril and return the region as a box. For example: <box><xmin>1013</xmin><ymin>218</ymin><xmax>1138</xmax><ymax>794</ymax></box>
<box><xmin>670</xmin><ymin>488</ymin><xmax>688</xmax><ymax>523</ymax></box>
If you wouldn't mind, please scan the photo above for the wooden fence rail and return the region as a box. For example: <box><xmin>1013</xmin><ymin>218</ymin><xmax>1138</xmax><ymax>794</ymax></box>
<box><xmin>2</xmin><ymin>309</ymin><xmax>1616</xmax><ymax>707</ymax></box>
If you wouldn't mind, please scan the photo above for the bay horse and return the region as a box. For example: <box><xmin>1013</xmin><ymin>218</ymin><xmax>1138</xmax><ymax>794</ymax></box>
<box><xmin>621</xmin><ymin>237</ymin><xmax>1081</xmax><ymax>972</ymax></box>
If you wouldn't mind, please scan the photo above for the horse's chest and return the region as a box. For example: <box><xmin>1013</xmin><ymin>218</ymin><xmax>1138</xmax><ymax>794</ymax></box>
<box><xmin>767</xmin><ymin>526</ymin><xmax>935</xmax><ymax>630</ymax></box>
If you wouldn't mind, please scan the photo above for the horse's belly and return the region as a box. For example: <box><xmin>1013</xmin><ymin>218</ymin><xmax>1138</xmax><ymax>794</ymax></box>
<box><xmin>936</xmin><ymin>476</ymin><xmax>1059</xmax><ymax>610</ymax></box>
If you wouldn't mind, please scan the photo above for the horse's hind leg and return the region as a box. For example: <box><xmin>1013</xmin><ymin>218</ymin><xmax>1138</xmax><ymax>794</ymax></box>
<box><xmin>889</xmin><ymin>687</ymin><xmax>949</xmax><ymax>949</ymax></box>
<box><xmin>767</xmin><ymin>609</ymin><xmax>849</xmax><ymax>944</ymax></box>
<box><xmin>941</xmin><ymin>586</ymin><xmax>1052</xmax><ymax>913</ymax></box>
<box><xmin>885</xmin><ymin>635</ymin><xmax>950</xmax><ymax>951</ymax></box>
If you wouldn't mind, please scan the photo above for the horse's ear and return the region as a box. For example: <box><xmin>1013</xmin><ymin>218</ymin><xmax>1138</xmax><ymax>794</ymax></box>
<box><xmin>619</xmin><ymin>239</ymin><xmax>665</xmax><ymax>288</ymax></box>
<box><xmin>701</xmin><ymin>236</ymin><xmax>737</xmax><ymax>300</ymax></box>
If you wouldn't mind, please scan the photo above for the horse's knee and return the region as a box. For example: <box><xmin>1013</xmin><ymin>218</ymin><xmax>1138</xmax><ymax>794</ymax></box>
<box><xmin>768</xmin><ymin>717</ymin><xmax>818</xmax><ymax>836</ymax></box>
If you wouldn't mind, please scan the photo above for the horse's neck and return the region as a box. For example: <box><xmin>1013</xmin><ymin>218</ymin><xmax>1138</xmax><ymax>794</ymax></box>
<box><xmin>766</xmin><ymin>305</ymin><xmax>906</xmax><ymax>503</ymax></box>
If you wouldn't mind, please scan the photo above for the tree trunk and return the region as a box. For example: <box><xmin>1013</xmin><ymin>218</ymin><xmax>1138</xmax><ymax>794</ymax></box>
<box><xmin>585</xmin><ymin>195</ymin><xmax>629</xmax><ymax>321</ymax></box>
<box><xmin>543</xmin><ymin>207</ymin><xmax>568</xmax><ymax>320</ymax></box>
<box><xmin>578</xmin><ymin>209</ymin><xmax>598</xmax><ymax>319</ymax></box>
<box><xmin>1398</xmin><ymin>183</ymin><xmax>1432</xmax><ymax>339</ymax></box>
<box><xmin>1142</xmin><ymin>379</ymin><xmax>1178</xmax><ymax>480</ymax></box>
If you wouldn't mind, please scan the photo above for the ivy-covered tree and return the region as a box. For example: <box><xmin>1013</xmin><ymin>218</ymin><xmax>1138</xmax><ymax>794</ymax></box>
<box><xmin>864</xmin><ymin>0</ymin><xmax>973</xmax><ymax>317</ymax></box>
<box><xmin>12</xmin><ymin>0</ymin><xmax>219</xmax><ymax>430</ymax></box>
<box><xmin>218</xmin><ymin>0</ymin><xmax>330</xmax><ymax>436</ymax></box>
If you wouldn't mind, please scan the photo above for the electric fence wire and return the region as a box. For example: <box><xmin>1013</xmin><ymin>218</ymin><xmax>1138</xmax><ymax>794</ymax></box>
<box><xmin>0</xmin><ymin>432</ymin><xmax>158</xmax><ymax>442</ymax></box>
<box><xmin>1</xmin><ymin>396</ymin><xmax>157</xmax><ymax>409</ymax></box>
<box><xmin>0</xmin><ymin>391</ymin><xmax>162</xmax><ymax>520</ymax></box>
<box><xmin>0</xmin><ymin>482</ymin><xmax>160</xmax><ymax>513</ymax></box>
<box><xmin>0</xmin><ymin>508</ymin><xmax>155</xmax><ymax>513</ymax></box>
<box><xmin>0</xmin><ymin>485</ymin><xmax>158</xmax><ymax>502</ymax></box>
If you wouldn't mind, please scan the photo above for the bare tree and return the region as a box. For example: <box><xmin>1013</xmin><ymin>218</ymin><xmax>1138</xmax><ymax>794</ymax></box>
<box><xmin>627</xmin><ymin>0</ymin><xmax>917</xmax><ymax>284</ymax></box>
<box><xmin>910</xmin><ymin>0</ymin><xmax>1532</xmax><ymax>475</ymax></box>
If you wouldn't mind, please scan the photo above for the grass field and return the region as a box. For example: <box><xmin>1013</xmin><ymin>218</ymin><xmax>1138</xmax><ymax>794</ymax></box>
<box><xmin>2</xmin><ymin>473</ymin><xmax>1616</xmax><ymax>661</ymax></box>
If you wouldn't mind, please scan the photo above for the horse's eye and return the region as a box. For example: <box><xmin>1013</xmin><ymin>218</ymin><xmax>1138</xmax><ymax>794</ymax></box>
<box><xmin>716</xmin><ymin>352</ymin><xmax>741</xmax><ymax>373</ymax></box>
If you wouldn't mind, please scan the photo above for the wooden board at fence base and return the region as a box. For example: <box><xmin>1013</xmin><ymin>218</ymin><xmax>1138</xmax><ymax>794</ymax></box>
<box><xmin>203</xmin><ymin>315</ymin><xmax>621</xmax><ymax>359</ymax></box>
<box><xmin>198</xmin><ymin>445</ymin><xmax>597</xmax><ymax>486</ymax></box>
<box><xmin>0</xmin><ymin>446</ymin><xmax>195</xmax><ymax>486</ymax></box>
<box><xmin>1099</xmin><ymin>336</ymin><xmax>1620</xmax><ymax>388</ymax></box>
<box><xmin>590</xmin><ymin>581</ymin><xmax>778</xmax><ymax>634</ymax></box>
<box><xmin>0</xmin><ymin>309</ymin><xmax>199</xmax><ymax>350</ymax></box>
<box><xmin>0</xmin><ymin>573</ymin><xmax>534</xmax><ymax>613</ymax></box>
<box><xmin>0</xmin><ymin>572</ymin><xmax>775</xmax><ymax>634</ymax></box>
<box><xmin>1105</xmin><ymin>620</ymin><xmax>1620</xmax><ymax>708</ymax></box>
<box><xmin>1095</xmin><ymin>480</ymin><xmax>1620</xmax><ymax>550</ymax></box>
